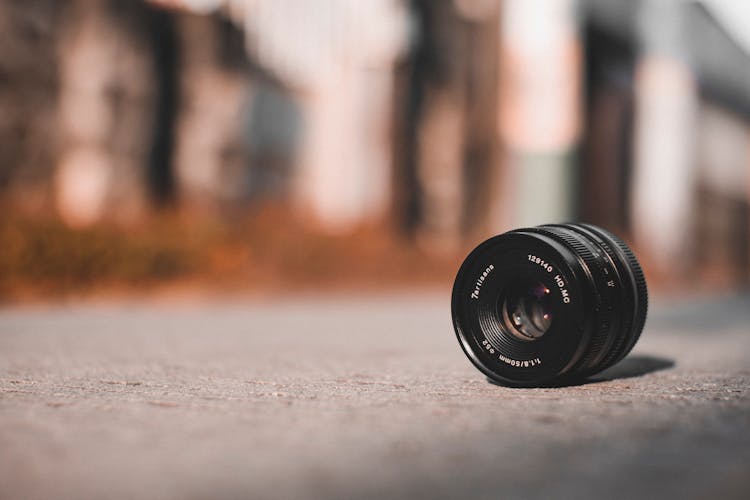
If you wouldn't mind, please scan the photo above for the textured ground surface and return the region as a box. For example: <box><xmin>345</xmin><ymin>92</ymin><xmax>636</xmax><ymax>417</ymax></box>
<box><xmin>1</xmin><ymin>293</ymin><xmax>749</xmax><ymax>500</ymax></box>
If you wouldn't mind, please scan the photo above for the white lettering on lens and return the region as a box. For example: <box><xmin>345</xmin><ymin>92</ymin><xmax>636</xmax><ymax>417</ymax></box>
<box><xmin>527</xmin><ymin>254</ymin><xmax>553</xmax><ymax>273</ymax></box>
<box><xmin>481</xmin><ymin>339</ymin><xmax>495</xmax><ymax>354</ymax></box>
<box><xmin>554</xmin><ymin>274</ymin><xmax>571</xmax><ymax>304</ymax></box>
<box><xmin>470</xmin><ymin>264</ymin><xmax>495</xmax><ymax>299</ymax></box>
<box><xmin>497</xmin><ymin>353</ymin><xmax>542</xmax><ymax>367</ymax></box>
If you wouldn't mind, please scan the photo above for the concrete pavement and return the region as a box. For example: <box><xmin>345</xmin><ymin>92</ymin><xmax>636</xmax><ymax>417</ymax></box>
<box><xmin>1</xmin><ymin>293</ymin><xmax>749</xmax><ymax>499</ymax></box>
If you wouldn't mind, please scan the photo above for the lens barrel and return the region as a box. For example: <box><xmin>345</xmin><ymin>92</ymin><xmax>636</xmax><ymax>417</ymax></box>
<box><xmin>451</xmin><ymin>223</ymin><xmax>648</xmax><ymax>387</ymax></box>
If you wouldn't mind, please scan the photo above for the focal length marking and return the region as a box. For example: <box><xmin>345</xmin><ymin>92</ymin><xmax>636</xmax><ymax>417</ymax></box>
<box><xmin>470</xmin><ymin>264</ymin><xmax>494</xmax><ymax>299</ymax></box>
<box><xmin>481</xmin><ymin>340</ymin><xmax>541</xmax><ymax>367</ymax></box>
<box><xmin>499</xmin><ymin>354</ymin><xmax>542</xmax><ymax>368</ymax></box>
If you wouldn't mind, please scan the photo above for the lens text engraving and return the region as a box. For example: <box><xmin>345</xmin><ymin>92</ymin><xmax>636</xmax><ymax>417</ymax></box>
<box><xmin>528</xmin><ymin>254</ymin><xmax>571</xmax><ymax>304</ymax></box>
<box><xmin>527</xmin><ymin>254</ymin><xmax>553</xmax><ymax>272</ymax></box>
<box><xmin>554</xmin><ymin>274</ymin><xmax>571</xmax><ymax>303</ymax></box>
<box><xmin>470</xmin><ymin>264</ymin><xmax>494</xmax><ymax>299</ymax></box>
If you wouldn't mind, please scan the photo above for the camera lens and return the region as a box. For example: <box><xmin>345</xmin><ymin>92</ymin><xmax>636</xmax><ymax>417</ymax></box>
<box><xmin>451</xmin><ymin>223</ymin><xmax>648</xmax><ymax>387</ymax></box>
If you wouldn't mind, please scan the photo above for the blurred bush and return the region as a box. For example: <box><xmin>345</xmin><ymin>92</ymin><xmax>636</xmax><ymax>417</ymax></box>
<box><xmin>0</xmin><ymin>208</ymin><xmax>456</xmax><ymax>301</ymax></box>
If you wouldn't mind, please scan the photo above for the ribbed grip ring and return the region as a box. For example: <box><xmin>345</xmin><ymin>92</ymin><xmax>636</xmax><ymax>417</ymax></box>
<box><xmin>522</xmin><ymin>227</ymin><xmax>599</xmax><ymax>276</ymax></box>
<box><xmin>582</xmin><ymin>224</ymin><xmax>649</xmax><ymax>365</ymax></box>
<box><xmin>534</xmin><ymin>225</ymin><xmax>612</xmax><ymax>368</ymax></box>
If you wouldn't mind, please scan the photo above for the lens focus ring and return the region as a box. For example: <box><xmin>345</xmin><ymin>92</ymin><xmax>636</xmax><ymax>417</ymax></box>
<box><xmin>578</xmin><ymin>224</ymin><xmax>648</xmax><ymax>369</ymax></box>
<box><xmin>540</xmin><ymin>225</ymin><xmax>617</xmax><ymax>371</ymax></box>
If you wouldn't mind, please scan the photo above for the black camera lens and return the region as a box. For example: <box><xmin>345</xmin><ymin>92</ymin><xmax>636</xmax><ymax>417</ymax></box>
<box><xmin>451</xmin><ymin>223</ymin><xmax>648</xmax><ymax>387</ymax></box>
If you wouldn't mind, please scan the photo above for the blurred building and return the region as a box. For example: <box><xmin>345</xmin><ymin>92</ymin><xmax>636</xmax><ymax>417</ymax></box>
<box><xmin>580</xmin><ymin>0</ymin><xmax>750</xmax><ymax>285</ymax></box>
<box><xmin>2</xmin><ymin>0</ymin><xmax>750</xmax><ymax>288</ymax></box>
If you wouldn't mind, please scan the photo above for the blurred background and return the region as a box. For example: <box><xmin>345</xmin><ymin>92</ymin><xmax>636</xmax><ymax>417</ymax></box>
<box><xmin>2</xmin><ymin>0</ymin><xmax>750</xmax><ymax>300</ymax></box>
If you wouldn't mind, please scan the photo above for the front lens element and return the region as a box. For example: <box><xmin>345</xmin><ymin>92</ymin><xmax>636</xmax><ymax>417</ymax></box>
<box><xmin>501</xmin><ymin>280</ymin><xmax>552</xmax><ymax>341</ymax></box>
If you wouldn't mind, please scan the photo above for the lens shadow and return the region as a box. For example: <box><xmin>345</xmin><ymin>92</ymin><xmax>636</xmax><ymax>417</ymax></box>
<box><xmin>590</xmin><ymin>354</ymin><xmax>675</xmax><ymax>383</ymax></box>
<box><xmin>486</xmin><ymin>354</ymin><xmax>675</xmax><ymax>388</ymax></box>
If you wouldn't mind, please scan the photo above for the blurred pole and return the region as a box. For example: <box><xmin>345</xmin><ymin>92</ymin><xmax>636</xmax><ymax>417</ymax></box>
<box><xmin>173</xmin><ymin>11</ymin><xmax>253</xmax><ymax>213</ymax></box>
<box><xmin>455</xmin><ymin>0</ymin><xmax>501</xmax><ymax>241</ymax></box>
<box><xmin>147</xmin><ymin>7</ymin><xmax>179</xmax><ymax>206</ymax></box>
<box><xmin>396</xmin><ymin>0</ymin><xmax>500</xmax><ymax>250</ymax></box>
<box><xmin>495</xmin><ymin>0</ymin><xmax>581</xmax><ymax>229</ymax></box>
<box><xmin>579</xmin><ymin>20</ymin><xmax>636</xmax><ymax>235</ymax></box>
<box><xmin>415</xmin><ymin>63</ymin><xmax>466</xmax><ymax>251</ymax></box>
<box><xmin>631</xmin><ymin>1</ymin><xmax>697</xmax><ymax>272</ymax></box>
<box><xmin>394</xmin><ymin>0</ymin><xmax>466</xmax><ymax>249</ymax></box>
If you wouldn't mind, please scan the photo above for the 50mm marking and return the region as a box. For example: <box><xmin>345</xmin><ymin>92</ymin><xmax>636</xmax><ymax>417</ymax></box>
<box><xmin>481</xmin><ymin>340</ymin><xmax>542</xmax><ymax>367</ymax></box>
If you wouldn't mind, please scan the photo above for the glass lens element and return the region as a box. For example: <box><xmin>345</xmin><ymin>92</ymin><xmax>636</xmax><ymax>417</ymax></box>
<box><xmin>501</xmin><ymin>280</ymin><xmax>552</xmax><ymax>341</ymax></box>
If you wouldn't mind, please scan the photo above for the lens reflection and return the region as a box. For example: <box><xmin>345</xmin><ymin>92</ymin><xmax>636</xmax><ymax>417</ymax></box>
<box><xmin>501</xmin><ymin>280</ymin><xmax>553</xmax><ymax>341</ymax></box>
